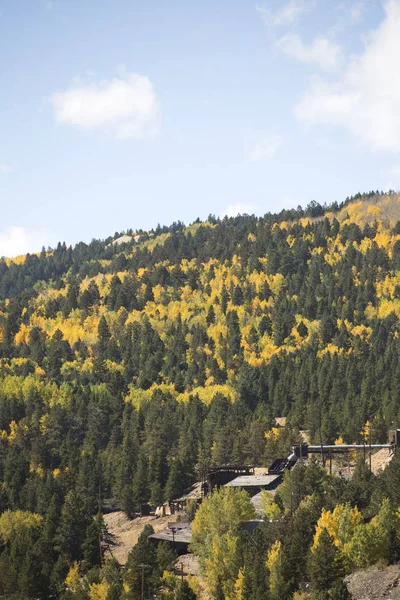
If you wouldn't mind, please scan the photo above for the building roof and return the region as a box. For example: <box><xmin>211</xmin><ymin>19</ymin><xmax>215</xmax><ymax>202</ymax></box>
<box><xmin>173</xmin><ymin>482</ymin><xmax>202</xmax><ymax>503</ymax></box>
<box><xmin>224</xmin><ymin>474</ymin><xmax>281</xmax><ymax>488</ymax></box>
<box><xmin>149</xmin><ymin>523</ymin><xmax>192</xmax><ymax>544</ymax></box>
<box><xmin>274</xmin><ymin>417</ymin><xmax>287</xmax><ymax>427</ymax></box>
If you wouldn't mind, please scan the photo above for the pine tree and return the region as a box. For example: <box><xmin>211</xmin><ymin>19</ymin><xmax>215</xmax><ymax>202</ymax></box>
<box><xmin>82</xmin><ymin>513</ymin><xmax>104</xmax><ymax>570</ymax></box>
<box><xmin>124</xmin><ymin>525</ymin><xmax>158</xmax><ymax>597</ymax></box>
<box><xmin>97</xmin><ymin>315</ymin><xmax>111</xmax><ymax>359</ymax></box>
<box><xmin>309</xmin><ymin>529</ymin><xmax>345</xmax><ymax>600</ymax></box>
<box><xmin>132</xmin><ymin>449</ymin><xmax>150</xmax><ymax>511</ymax></box>
<box><xmin>54</xmin><ymin>490</ymin><xmax>90</xmax><ymax>562</ymax></box>
<box><xmin>164</xmin><ymin>458</ymin><xmax>185</xmax><ymax>501</ymax></box>
<box><xmin>175</xmin><ymin>580</ymin><xmax>197</xmax><ymax>600</ymax></box>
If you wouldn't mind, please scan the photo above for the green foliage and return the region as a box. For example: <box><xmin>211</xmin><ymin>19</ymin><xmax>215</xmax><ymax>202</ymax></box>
<box><xmin>190</xmin><ymin>487</ymin><xmax>256</xmax><ymax>598</ymax></box>
<box><xmin>1</xmin><ymin>198</ymin><xmax>400</xmax><ymax>596</ymax></box>
<box><xmin>277</xmin><ymin>459</ymin><xmax>327</xmax><ymax>513</ymax></box>
<box><xmin>0</xmin><ymin>509</ymin><xmax>43</xmax><ymax>542</ymax></box>
<box><xmin>175</xmin><ymin>580</ymin><xmax>197</xmax><ymax>600</ymax></box>
<box><xmin>124</xmin><ymin>525</ymin><xmax>166</xmax><ymax>598</ymax></box>
<box><xmin>54</xmin><ymin>490</ymin><xmax>90</xmax><ymax>562</ymax></box>
<box><xmin>309</xmin><ymin>529</ymin><xmax>345</xmax><ymax>600</ymax></box>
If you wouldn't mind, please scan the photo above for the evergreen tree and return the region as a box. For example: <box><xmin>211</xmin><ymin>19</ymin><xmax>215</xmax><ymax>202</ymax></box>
<box><xmin>309</xmin><ymin>529</ymin><xmax>345</xmax><ymax>600</ymax></box>
<box><xmin>54</xmin><ymin>490</ymin><xmax>90</xmax><ymax>562</ymax></box>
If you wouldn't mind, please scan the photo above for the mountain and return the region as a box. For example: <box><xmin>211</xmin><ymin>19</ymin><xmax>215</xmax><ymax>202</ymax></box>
<box><xmin>2</xmin><ymin>191</ymin><xmax>400</xmax><ymax>597</ymax></box>
<box><xmin>2</xmin><ymin>192</ymin><xmax>400</xmax><ymax>436</ymax></box>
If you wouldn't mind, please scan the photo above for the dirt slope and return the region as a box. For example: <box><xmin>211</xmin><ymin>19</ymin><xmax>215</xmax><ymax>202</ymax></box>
<box><xmin>104</xmin><ymin>511</ymin><xmax>178</xmax><ymax>565</ymax></box>
<box><xmin>370</xmin><ymin>448</ymin><xmax>393</xmax><ymax>475</ymax></box>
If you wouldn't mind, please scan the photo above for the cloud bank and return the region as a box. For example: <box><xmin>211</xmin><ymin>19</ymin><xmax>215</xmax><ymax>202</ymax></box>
<box><xmin>50</xmin><ymin>71</ymin><xmax>159</xmax><ymax>139</ymax></box>
<box><xmin>294</xmin><ymin>0</ymin><xmax>400</xmax><ymax>152</ymax></box>
<box><xmin>257</xmin><ymin>0</ymin><xmax>313</xmax><ymax>28</ymax></box>
<box><xmin>277</xmin><ymin>33</ymin><xmax>343</xmax><ymax>71</ymax></box>
<box><xmin>0</xmin><ymin>227</ymin><xmax>55</xmax><ymax>258</ymax></box>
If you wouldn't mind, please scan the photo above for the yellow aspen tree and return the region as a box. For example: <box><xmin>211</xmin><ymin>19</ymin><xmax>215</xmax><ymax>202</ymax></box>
<box><xmin>64</xmin><ymin>562</ymin><xmax>81</xmax><ymax>593</ymax></box>
<box><xmin>267</xmin><ymin>540</ymin><xmax>287</xmax><ymax>600</ymax></box>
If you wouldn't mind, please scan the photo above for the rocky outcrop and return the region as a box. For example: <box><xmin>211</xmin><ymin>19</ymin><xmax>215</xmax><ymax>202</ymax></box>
<box><xmin>345</xmin><ymin>565</ymin><xmax>400</xmax><ymax>599</ymax></box>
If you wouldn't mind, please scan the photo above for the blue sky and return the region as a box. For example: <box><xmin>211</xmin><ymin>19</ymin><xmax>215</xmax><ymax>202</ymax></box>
<box><xmin>0</xmin><ymin>0</ymin><xmax>399</xmax><ymax>255</ymax></box>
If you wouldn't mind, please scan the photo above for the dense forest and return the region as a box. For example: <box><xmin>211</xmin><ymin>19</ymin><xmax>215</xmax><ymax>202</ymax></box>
<box><xmin>2</xmin><ymin>191</ymin><xmax>400</xmax><ymax>598</ymax></box>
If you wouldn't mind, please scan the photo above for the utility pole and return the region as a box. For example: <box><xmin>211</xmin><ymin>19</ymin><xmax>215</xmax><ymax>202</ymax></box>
<box><xmin>98</xmin><ymin>515</ymin><xmax>103</xmax><ymax>567</ymax></box>
<box><xmin>318</xmin><ymin>401</ymin><xmax>325</xmax><ymax>468</ymax></box>
<box><xmin>138</xmin><ymin>564</ymin><xmax>150</xmax><ymax>600</ymax></box>
<box><xmin>369</xmin><ymin>423</ymin><xmax>372</xmax><ymax>474</ymax></box>
<box><xmin>171</xmin><ymin>526</ymin><xmax>177</xmax><ymax>551</ymax></box>
<box><xmin>290</xmin><ymin>474</ymin><xmax>293</xmax><ymax>517</ymax></box>
<box><xmin>97</xmin><ymin>483</ymin><xmax>103</xmax><ymax>566</ymax></box>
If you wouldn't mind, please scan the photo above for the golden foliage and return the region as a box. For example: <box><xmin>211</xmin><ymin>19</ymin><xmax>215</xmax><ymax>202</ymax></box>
<box><xmin>267</xmin><ymin>540</ymin><xmax>285</xmax><ymax>599</ymax></box>
<box><xmin>312</xmin><ymin>504</ymin><xmax>362</xmax><ymax>551</ymax></box>
<box><xmin>65</xmin><ymin>562</ymin><xmax>81</xmax><ymax>593</ymax></box>
<box><xmin>191</xmin><ymin>488</ymin><xmax>256</xmax><ymax>599</ymax></box>
<box><xmin>14</xmin><ymin>323</ymin><xmax>30</xmax><ymax>346</ymax></box>
<box><xmin>0</xmin><ymin>510</ymin><xmax>43</xmax><ymax>542</ymax></box>
<box><xmin>88</xmin><ymin>582</ymin><xmax>110</xmax><ymax>600</ymax></box>
<box><xmin>265</xmin><ymin>427</ymin><xmax>280</xmax><ymax>441</ymax></box>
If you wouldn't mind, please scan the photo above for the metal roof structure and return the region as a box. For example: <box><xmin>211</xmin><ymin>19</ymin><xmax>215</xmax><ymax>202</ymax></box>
<box><xmin>224</xmin><ymin>474</ymin><xmax>281</xmax><ymax>488</ymax></box>
<box><xmin>268</xmin><ymin>455</ymin><xmax>297</xmax><ymax>474</ymax></box>
<box><xmin>149</xmin><ymin>523</ymin><xmax>192</xmax><ymax>545</ymax></box>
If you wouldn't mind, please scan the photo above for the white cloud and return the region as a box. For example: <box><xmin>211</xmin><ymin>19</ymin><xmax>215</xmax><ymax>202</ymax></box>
<box><xmin>350</xmin><ymin>2</ymin><xmax>365</xmax><ymax>22</ymax></box>
<box><xmin>220</xmin><ymin>203</ymin><xmax>257</xmax><ymax>218</ymax></box>
<box><xmin>277</xmin><ymin>33</ymin><xmax>343</xmax><ymax>71</ymax></box>
<box><xmin>257</xmin><ymin>0</ymin><xmax>313</xmax><ymax>28</ymax></box>
<box><xmin>246</xmin><ymin>132</ymin><xmax>283</xmax><ymax>162</ymax></box>
<box><xmin>0</xmin><ymin>163</ymin><xmax>12</xmax><ymax>173</ymax></box>
<box><xmin>0</xmin><ymin>227</ymin><xmax>55</xmax><ymax>258</ymax></box>
<box><xmin>50</xmin><ymin>70</ymin><xmax>159</xmax><ymax>139</ymax></box>
<box><xmin>294</xmin><ymin>0</ymin><xmax>400</xmax><ymax>153</ymax></box>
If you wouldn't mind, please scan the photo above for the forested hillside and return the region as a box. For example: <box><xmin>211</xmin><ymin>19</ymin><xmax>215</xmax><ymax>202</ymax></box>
<box><xmin>3</xmin><ymin>191</ymin><xmax>400</xmax><ymax>598</ymax></box>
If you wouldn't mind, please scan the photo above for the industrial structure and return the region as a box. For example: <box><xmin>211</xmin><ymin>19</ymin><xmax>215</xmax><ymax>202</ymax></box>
<box><xmin>290</xmin><ymin>428</ymin><xmax>399</xmax><ymax>474</ymax></box>
<box><xmin>148</xmin><ymin>430</ymin><xmax>400</xmax><ymax>554</ymax></box>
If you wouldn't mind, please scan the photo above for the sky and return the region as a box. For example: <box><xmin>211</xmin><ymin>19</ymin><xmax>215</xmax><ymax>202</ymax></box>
<box><xmin>1</xmin><ymin>0</ymin><xmax>399</xmax><ymax>255</ymax></box>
